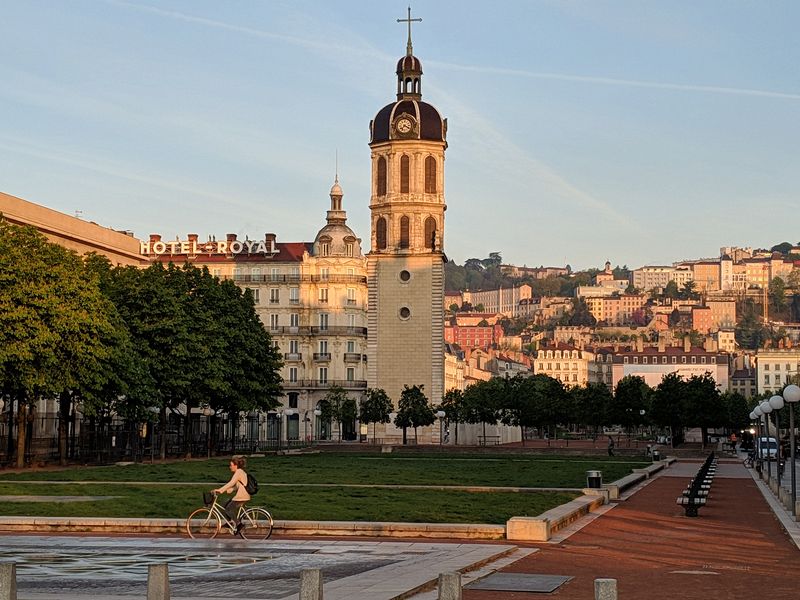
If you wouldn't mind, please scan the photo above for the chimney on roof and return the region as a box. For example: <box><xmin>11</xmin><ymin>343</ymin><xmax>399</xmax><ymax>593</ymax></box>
<box><xmin>226</xmin><ymin>233</ymin><xmax>237</xmax><ymax>242</ymax></box>
<box><xmin>149</xmin><ymin>234</ymin><xmax>161</xmax><ymax>242</ymax></box>
<box><xmin>188</xmin><ymin>233</ymin><xmax>198</xmax><ymax>242</ymax></box>
<box><xmin>636</xmin><ymin>337</ymin><xmax>643</xmax><ymax>352</ymax></box>
<box><xmin>658</xmin><ymin>337</ymin><xmax>665</xmax><ymax>353</ymax></box>
<box><xmin>265</xmin><ymin>233</ymin><xmax>276</xmax><ymax>244</ymax></box>
<box><xmin>684</xmin><ymin>336</ymin><xmax>691</xmax><ymax>353</ymax></box>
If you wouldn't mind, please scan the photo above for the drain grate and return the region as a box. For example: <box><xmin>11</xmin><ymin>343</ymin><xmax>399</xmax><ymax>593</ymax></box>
<box><xmin>466</xmin><ymin>573</ymin><xmax>573</xmax><ymax>593</ymax></box>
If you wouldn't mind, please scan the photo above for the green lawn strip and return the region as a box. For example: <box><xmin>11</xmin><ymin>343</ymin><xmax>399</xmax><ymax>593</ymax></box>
<box><xmin>0</xmin><ymin>483</ymin><xmax>577</xmax><ymax>524</ymax></box>
<box><xmin>0</xmin><ymin>454</ymin><xmax>646</xmax><ymax>488</ymax></box>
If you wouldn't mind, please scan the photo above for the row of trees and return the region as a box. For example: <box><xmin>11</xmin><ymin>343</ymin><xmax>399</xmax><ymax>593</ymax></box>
<box><xmin>0</xmin><ymin>219</ymin><xmax>283</xmax><ymax>466</ymax></box>
<box><xmin>318</xmin><ymin>372</ymin><xmax>751</xmax><ymax>449</ymax></box>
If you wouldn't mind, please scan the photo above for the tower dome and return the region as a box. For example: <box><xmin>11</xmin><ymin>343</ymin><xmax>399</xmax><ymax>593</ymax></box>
<box><xmin>313</xmin><ymin>176</ymin><xmax>362</xmax><ymax>258</ymax></box>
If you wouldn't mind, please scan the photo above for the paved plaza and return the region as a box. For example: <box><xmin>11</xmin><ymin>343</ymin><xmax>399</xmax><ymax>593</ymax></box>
<box><xmin>0</xmin><ymin>534</ymin><xmax>516</xmax><ymax>600</ymax></box>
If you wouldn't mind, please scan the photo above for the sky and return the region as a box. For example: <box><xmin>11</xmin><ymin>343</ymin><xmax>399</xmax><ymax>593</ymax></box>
<box><xmin>1</xmin><ymin>1</ymin><xmax>798</xmax><ymax>270</ymax></box>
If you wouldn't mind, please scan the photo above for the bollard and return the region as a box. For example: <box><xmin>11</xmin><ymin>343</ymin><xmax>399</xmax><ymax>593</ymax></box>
<box><xmin>437</xmin><ymin>571</ymin><xmax>461</xmax><ymax>600</ymax></box>
<box><xmin>594</xmin><ymin>578</ymin><xmax>617</xmax><ymax>600</ymax></box>
<box><xmin>0</xmin><ymin>563</ymin><xmax>17</xmax><ymax>600</ymax></box>
<box><xmin>300</xmin><ymin>568</ymin><xmax>324</xmax><ymax>600</ymax></box>
<box><xmin>147</xmin><ymin>563</ymin><xmax>170</xmax><ymax>600</ymax></box>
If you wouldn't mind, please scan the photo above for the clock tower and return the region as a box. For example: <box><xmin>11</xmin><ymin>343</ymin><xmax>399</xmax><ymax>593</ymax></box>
<box><xmin>366</xmin><ymin>11</ymin><xmax>447</xmax><ymax>435</ymax></box>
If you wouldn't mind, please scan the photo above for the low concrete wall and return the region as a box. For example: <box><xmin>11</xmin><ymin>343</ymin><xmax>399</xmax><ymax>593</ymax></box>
<box><xmin>0</xmin><ymin>516</ymin><xmax>506</xmax><ymax>539</ymax></box>
<box><xmin>506</xmin><ymin>494</ymin><xmax>605</xmax><ymax>542</ymax></box>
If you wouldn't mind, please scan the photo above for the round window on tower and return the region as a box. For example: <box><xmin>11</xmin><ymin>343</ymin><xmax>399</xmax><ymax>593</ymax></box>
<box><xmin>399</xmin><ymin>307</ymin><xmax>411</xmax><ymax>320</ymax></box>
<box><xmin>399</xmin><ymin>270</ymin><xmax>411</xmax><ymax>282</ymax></box>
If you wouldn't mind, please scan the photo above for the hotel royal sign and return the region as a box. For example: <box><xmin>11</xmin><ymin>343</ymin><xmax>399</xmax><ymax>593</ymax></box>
<box><xmin>140</xmin><ymin>238</ymin><xmax>279</xmax><ymax>257</ymax></box>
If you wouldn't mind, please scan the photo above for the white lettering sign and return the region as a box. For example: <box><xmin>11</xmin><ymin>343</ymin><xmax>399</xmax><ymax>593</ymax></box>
<box><xmin>140</xmin><ymin>238</ymin><xmax>279</xmax><ymax>256</ymax></box>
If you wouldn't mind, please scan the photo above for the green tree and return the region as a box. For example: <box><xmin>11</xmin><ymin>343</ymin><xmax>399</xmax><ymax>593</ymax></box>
<box><xmin>769</xmin><ymin>277</ymin><xmax>786</xmax><ymax>314</ymax></box>
<box><xmin>321</xmin><ymin>385</ymin><xmax>353</xmax><ymax>442</ymax></box>
<box><xmin>664</xmin><ymin>280</ymin><xmax>679</xmax><ymax>299</ymax></box>
<box><xmin>439</xmin><ymin>388</ymin><xmax>466</xmax><ymax>445</ymax></box>
<box><xmin>572</xmin><ymin>382</ymin><xmax>613</xmax><ymax>439</ymax></box>
<box><xmin>462</xmin><ymin>379</ymin><xmax>501</xmax><ymax>443</ymax></box>
<box><xmin>770</xmin><ymin>242</ymin><xmax>793</xmax><ymax>255</ymax></box>
<box><xmin>0</xmin><ymin>221</ymin><xmax>129</xmax><ymax>467</ymax></box>
<box><xmin>610</xmin><ymin>375</ymin><xmax>650</xmax><ymax>440</ymax></box>
<box><xmin>680</xmin><ymin>280</ymin><xmax>698</xmax><ymax>300</ymax></box>
<box><xmin>359</xmin><ymin>388</ymin><xmax>393</xmax><ymax>443</ymax></box>
<box><xmin>568</xmin><ymin>298</ymin><xmax>597</xmax><ymax>327</ymax></box>
<box><xmin>684</xmin><ymin>373</ymin><xmax>725</xmax><ymax>449</ymax></box>
<box><xmin>650</xmin><ymin>372</ymin><xmax>686</xmax><ymax>447</ymax></box>
<box><xmin>394</xmin><ymin>384</ymin><xmax>435</xmax><ymax>444</ymax></box>
<box><xmin>721</xmin><ymin>391</ymin><xmax>750</xmax><ymax>433</ymax></box>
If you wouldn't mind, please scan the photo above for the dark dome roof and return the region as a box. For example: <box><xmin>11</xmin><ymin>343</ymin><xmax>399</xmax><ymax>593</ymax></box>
<box><xmin>396</xmin><ymin>55</ymin><xmax>422</xmax><ymax>74</ymax></box>
<box><xmin>370</xmin><ymin>99</ymin><xmax>446</xmax><ymax>144</ymax></box>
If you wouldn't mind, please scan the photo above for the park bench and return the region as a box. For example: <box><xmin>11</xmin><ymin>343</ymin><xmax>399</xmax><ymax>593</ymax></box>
<box><xmin>477</xmin><ymin>435</ymin><xmax>501</xmax><ymax>446</ymax></box>
<box><xmin>676</xmin><ymin>452</ymin><xmax>716</xmax><ymax>517</ymax></box>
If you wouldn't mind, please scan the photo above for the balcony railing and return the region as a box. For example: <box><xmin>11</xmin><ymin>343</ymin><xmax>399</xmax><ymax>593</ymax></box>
<box><xmin>266</xmin><ymin>326</ymin><xmax>367</xmax><ymax>337</ymax></box>
<box><xmin>346</xmin><ymin>299</ymin><xmax>357</xmax><ymax>306</ymax></box>
<box><xmin>313</xmin><ymin>352</ymin><xmax>332</xmax><ymax>361</ymax></box>
<box><xmin>225</xmin><ymin>274</ymin><xmax>367</xmax><ymax>285</ymax></box>
<box><xmin>282</xmin><ymin>379</ymin><xmax>367</xmax><ymax>390</ymax></box>
<box><xmin>343</xmin><ymin>353</ymin><xmax>362</xmax><ymax>362</ymax></box>
<box><xmin>283</xmin><ymin>352</ymin><xmax>302</xmax><ymax>361</ymax></box>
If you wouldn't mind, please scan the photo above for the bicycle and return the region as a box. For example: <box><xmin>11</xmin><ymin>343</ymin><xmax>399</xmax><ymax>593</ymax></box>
<box><xmin>186</xmin><ymin>491</ymin><xmax>273</xmax><ymax>540</ymax></box>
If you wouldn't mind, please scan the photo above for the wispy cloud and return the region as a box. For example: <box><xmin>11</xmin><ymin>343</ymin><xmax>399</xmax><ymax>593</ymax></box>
<box><xmin>429</xmin><ymin>61</ymin><xmax>800</xmax><ymax>101</ymax></box>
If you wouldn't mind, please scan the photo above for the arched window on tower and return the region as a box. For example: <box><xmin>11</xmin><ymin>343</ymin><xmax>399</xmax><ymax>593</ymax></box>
<box><xmin>424</xmin><ymin>217</ymin><xmax>437</xmax><ymax>250</ymax></box>
<box><xmin>405</xmin><ymin>77</ymin><xmax>413</xmax><ymax>93</ymax></box>
<box><xmin>376</xmin><ymin>217</ymin><xmax>387</xmax><ymax>250</ymax></box>
<box><xmin>400</xmin><ymin>155</ymin><xmax>410</xmax><ymax>193</ymax></box>
<box><xmin>377</xmin><ymin>156</ymin><xmax>387</xmax><ymax>196</ymax></box>
<box><xmin>425</xmin><ymin>156</ymin><xmax>437</xmax><ymax>193</ymax></box>
<box><xmin>400</xmin><ymin>216</ymin><xmax>410</xmax><ymax>249</ymax></box>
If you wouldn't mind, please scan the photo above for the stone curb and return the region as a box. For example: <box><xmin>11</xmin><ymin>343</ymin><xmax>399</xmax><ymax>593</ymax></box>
<box><xmin>0</xmin><ymin>516</ymin><xmax>506</xmax><ymax>540</ymax></box>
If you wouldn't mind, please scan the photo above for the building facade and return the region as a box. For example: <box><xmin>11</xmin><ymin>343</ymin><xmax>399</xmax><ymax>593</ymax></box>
<box><xmin>756</xmin><ymin>348</ymin><xmax>800</xmax><ymax>396</ymax></box>
<box><xmin>146</xmin><ymin>180</ymin><xmax>369</xmax><ymax>441</ymax></box>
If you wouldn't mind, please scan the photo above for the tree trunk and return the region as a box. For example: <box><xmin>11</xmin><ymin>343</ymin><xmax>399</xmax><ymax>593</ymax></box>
<box><xmin>700</xmin><ymin>426</ymin><xmax>707</xmax><ymax>450</ymax></box>
<box><xmin>16</xmin><ymin>403</ymin><xmax>27</xmax><ymax>469</ymax></box>
<box><xmin>6</xmin><ymin>399</ymin><xmax>15</xmax><ymax>466</ymax></box>
<box><xmin>520</xmin><ymin>425</ymin><xmax>525</xmax><ymax>446</ymax></box>
<box><xmin>159</xmin><ymin>406</ymin><xmax>167</xmax><ymax>460</ymax></box>
<box><xmin>454</xmin><ymin>421</ymin><xmax>458</xmax><ymax>446</ymax></box>
<box><xmin>58</xmin><ymin>391</ymin><xmax>70</xmax><ymax>466</ymax></box>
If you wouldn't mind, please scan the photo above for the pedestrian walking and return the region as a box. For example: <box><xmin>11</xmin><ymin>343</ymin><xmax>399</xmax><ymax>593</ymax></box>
<box><xmin>607</xmin><ymin>436</ymin><xmax>615</xmax><ymax>457</ymax></box>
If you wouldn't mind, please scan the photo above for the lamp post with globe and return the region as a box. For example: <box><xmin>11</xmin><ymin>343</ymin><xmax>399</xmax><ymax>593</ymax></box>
<box><xmin>780</xmin><ymin>384</ymin><xmax>800</xmax><ymax>513</ymax></box>
<box><xmin>768</xmin><ymin>394</ymin><xmax>785</xmax><ymax>486</ymax></box>
<box><xmin>435</xmin><ymin>410</ymin><xmax>446</xmax><ymax>447</ymax></box>
<box><xmin>760</xmin><ymin>400</ymin><xmax>774</xmax><ymax>482</ymax></box>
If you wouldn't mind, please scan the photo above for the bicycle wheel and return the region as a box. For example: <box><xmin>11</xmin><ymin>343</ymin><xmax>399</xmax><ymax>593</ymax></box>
<box><xmin>186</xmin><ymin>507</ymin><xmax>221</xmax><ymax>539</ymax></box>
<box><xmin>239</xmin><ymin>508</ymin><xmax>273</xmax><ymax>541</ymax></box>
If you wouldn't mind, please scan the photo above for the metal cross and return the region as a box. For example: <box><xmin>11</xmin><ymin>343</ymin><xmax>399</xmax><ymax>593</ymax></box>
<box><xmin>397</xmin><ymin>6</ymin><xmax>422</xmax><ymax>56</ymax></box>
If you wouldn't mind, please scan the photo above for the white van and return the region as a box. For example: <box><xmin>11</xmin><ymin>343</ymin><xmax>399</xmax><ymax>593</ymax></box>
<box><xmin>756</xmin><ymin>436</ymin><xmax>778</xmax><ymax>460</ymax></box>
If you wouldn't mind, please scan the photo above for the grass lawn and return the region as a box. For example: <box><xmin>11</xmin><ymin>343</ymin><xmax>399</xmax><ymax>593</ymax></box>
<box><xmin>0</xmin><ymin>482</ymin><xmax>577</xmax><ymax>524</ymax></box>
<box><xmin>0</xmin><ymin>453</ymin><xmax>645</xmax><ymax>523</ymax></box>
<box><xmin>0</xmin><ymin>453</ymin><xmax>646</xmax><ymax>488</ymax></box>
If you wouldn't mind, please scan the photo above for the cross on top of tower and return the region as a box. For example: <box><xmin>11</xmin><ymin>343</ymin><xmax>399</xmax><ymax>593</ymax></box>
<box><xmin>397</xmin><ymin>6</ymin><xmax>422</xmax><ymax>57</ymax></box>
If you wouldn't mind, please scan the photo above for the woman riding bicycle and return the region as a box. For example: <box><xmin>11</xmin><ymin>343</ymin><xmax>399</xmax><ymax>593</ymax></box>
<box><xmin>213</xmin><ymin>455</ymin><xmax>251</xmax><ymax>533</ymax></box>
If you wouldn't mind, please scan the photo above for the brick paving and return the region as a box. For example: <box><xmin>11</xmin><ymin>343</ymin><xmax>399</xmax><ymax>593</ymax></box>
<box><xmin>463</xmin><ymin>461</ymin><xmax>799</xmax><ymax>600</ymax></box>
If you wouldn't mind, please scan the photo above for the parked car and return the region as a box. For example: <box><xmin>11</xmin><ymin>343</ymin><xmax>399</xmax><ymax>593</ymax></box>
<box><xmin>756</xmin><ymin>436</ymin><xmax>778</xmax><ymax>460</ymax></box>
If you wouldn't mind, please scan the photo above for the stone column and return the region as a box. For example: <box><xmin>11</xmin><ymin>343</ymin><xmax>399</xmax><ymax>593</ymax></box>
<box><xmin>0</xmin><ymin>563</ymin><xmax>17</xmax><ymax>600</ymax></box>
<box><xmin>300</xmin><ymin>568</ymin><xmax>323</xmax><ymax>600</ymax></box>
<box><xmin>147</xmin><ymin>563</ymin><xmax>170</xmax><ymax>600</ymax></box>
<box><xmin>594</xmin><ymin>578</ymin><xmax>617</xmax><ymax>600</ymax></box>
<box><xmin>437</xmin><ymin>571</ymin><xmax>461</xmax><ymax>600</ymax></box>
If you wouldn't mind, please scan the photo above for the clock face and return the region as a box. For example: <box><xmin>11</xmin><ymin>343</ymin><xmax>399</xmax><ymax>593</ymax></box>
<box><xmin>396</xmin><ymin>117</ymin><xmax>413</xmax><ymax>134</ymax></box>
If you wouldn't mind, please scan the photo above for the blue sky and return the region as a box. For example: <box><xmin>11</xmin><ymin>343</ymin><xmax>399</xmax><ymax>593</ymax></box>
<box><xmin>1</xmin><ymin>1</ymin><xmax>798</xmax><ymax>270</ymax></box>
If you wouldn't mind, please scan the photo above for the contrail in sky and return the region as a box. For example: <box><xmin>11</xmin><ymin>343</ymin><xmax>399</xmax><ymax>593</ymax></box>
<box><xmin>106</xmin><ymin>0</ymin><xmax>800</xmax><ymax>102</ymax></box>
<box><xmin>429</xmin><ymin>62</ymin><xmax>800</xmax><ymax>101</ymax></box>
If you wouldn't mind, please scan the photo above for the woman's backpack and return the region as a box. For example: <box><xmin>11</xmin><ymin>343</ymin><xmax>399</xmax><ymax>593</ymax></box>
<box><xmin>244</xmin><ymin>472</ymin><xmax>259</xmax><ymax>495</ymax></box>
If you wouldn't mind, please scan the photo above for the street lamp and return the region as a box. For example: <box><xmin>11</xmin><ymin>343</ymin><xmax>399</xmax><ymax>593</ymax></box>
<box><xmin>769</xmin><ymin>394</ymin><xmax>785</xmax><ymax>486</ymax></box>
<box><xmin>781</xmin><ymin>384</ymin><xmax>800</xmax><ymax>514</ymax></box>
<box><xmin>276</xmin><ymin>411</ymin><xmax>283</xmax><ymax>454</ymax></box>
<box><xmin>313</xmin><ymin>409</ymin><xmax>322</xmax><ymax>443</ymax></box>
<box><xmin>202</xmin><ymin>407</ymin><xmax>214</xmax><ymax>459</ymax></box>
<box><xmin>284</xmin><ymin>409</ymin><xmax>295</xmax><ymax>450</ymax></box>
<box><xmin>760</xmin><ymin>400</ymin><xmax>773</xmax><ymax>481</ymax></box>
<box><xmin>435</xmin><ymin>410</ymin><xmax>446</xmax><ymax>447</ymax></box>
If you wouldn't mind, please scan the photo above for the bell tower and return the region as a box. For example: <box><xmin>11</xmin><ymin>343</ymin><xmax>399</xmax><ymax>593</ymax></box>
<box><xmin>366</xmin><ymin>9</ymin><xmax>447</xmax><ymax>431</ymax></box>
